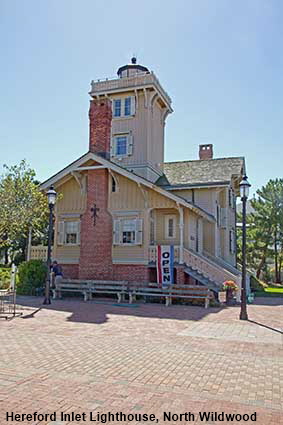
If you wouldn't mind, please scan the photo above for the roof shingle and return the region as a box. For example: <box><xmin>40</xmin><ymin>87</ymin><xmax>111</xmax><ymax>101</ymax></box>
<box><xmin>160</xmin><ymin>157</ymin><xmax>245</xmax><ymax>187</ymax></box>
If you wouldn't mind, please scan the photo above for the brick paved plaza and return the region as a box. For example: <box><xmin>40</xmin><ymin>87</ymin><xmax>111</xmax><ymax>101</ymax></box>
<box><xmin>0</xmin><ymin>296</ymin><xmax>282</xmax><ymax>425</ymax></box>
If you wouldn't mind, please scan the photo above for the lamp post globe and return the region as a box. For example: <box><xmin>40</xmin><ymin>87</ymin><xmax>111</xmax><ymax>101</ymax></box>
<box><xmin>239</xmin><ymin>175</ymin><xmax>251</xmax><ymax>320</ymax></box>
<box><xmin>240</xmin><ymin>175</ymin><xmax>251</xmax><ymax>200</ymax></box>
<box><xmin>47</xmin><ymin>186</ymin><xmax>57</xmax><ymax>206</ymax></box>
<box><xmin>43</xmin><ymin>186</ymin><xmax>57</xmax><ymax>305</ymax></box>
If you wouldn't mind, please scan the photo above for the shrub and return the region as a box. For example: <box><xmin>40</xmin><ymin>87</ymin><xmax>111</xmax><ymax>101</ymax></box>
<box><xmin>17</xmin><ymin>260</ymin><xmax>47</xmax><ymax>295</ymax></box>
<box><xmin>0</xmin><ymin>267</ymin><xmax>11</xmax><ymax>290</ymax></box>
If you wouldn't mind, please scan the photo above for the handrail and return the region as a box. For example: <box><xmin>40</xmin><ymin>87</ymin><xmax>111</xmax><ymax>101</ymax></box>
<box><xmin>183</xmin><ymin>248</ymin><xmax>241</xmax><ymax>288</ymax></box>
<box><xmin>203</xmin><ymin>251</ymin><xmax>241</xmax><ymax>276</ymax></box>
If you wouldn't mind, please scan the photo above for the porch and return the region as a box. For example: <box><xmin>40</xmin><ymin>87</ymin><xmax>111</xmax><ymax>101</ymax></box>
<box><xmin>29</xmin><ymin>243</ymin><xmax>241</xmax><ymax>293</ymax></box>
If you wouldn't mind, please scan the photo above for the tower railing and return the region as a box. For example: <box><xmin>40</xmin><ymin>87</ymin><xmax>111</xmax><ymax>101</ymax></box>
<box><xmin>90</xmin><ymin>71</ymin><xmax>172</xmax><ymax>105</ymax></box>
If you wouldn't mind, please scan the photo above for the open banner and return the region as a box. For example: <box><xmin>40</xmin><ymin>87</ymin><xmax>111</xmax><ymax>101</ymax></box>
<box><xmin>157</xmin><ymin>245</ymin><xmax>174</xmax><ymax>287</ymax></box>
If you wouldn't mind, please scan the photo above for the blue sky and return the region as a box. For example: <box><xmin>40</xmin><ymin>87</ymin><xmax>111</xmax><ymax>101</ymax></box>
<box><xmin>1</xmin><ymin>0</ymin><xmax>282</xmax><ymax>195</ymax></box>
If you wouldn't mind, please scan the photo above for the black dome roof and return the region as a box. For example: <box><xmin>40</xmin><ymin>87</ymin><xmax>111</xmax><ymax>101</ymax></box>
<box><xmin>117</xmin><ymin>57</ymin><xmax>149</xmax><ymax>77</ymax></box>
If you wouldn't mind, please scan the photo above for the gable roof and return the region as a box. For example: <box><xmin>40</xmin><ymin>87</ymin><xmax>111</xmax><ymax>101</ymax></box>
<box><xmin>160</xmin><ymin>157</ymin><xmax>245</xmax><ymax>187</ymax></box>
<box><xmin>40</xmin><ymin>151</ymin><xmax>215</xmax><ymax>223</ymax></box>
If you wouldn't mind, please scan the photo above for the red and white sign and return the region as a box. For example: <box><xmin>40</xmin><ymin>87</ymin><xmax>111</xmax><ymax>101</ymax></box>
<box><xmin>157</xmin><ymin>245</ymin><xmax>174</xmax><ymax>287</ymax></box>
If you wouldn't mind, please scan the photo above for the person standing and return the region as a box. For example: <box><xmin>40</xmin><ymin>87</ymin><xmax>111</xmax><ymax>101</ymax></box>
<box><xmin>51</xmin><ymin>260</ymin><xmax>63</xmax><ymax>288</ymax></box>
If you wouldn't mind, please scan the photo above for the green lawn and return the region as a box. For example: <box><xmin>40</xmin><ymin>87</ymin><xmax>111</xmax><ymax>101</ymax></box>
<box><xmin>255</xmin><ymin>285</ymin><xmax>283</xmax><ymax>297</ymax></box>
<box><xmin>264</xmin><ymin>286</ymin><xmax>283</xmax><ymax>293</ymax></box>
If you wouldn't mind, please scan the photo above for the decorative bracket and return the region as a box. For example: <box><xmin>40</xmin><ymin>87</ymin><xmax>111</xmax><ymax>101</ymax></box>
<box><xmin>71</xmin><ymin>171</ymin><xmax>87</xmax><ymax>194</ymax></box>
<box><xmin>138</xmin><ymin>183</ymin><xmax>149</xmax><ymax>209</ymax></box>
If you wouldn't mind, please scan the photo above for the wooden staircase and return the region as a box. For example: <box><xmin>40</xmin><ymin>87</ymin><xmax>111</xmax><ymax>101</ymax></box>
<box><xmin>183</xmin><ymin>248</ymin><xmax>241</xmax><ymax>296</ymax></box>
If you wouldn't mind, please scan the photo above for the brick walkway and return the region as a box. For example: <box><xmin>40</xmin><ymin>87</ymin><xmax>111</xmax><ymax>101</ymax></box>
<box><xmin>0</xmin><ymin>296</ymin><xmax>282</xmax><ymax>425</ymax></box>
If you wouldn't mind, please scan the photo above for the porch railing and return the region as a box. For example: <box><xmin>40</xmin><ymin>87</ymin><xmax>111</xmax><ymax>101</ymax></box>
<box><xmin>30</xmin><ymin>245</ymin><xmax>49</xmax><ymax>261</ymax></box>
<box><xmin>149</xmin><ymin>245</ymin><xmax>180</xmax><ymax>263</ymax></box>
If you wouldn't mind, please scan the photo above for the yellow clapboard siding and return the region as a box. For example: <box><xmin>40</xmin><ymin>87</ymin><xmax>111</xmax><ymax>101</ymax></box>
<box><xmin>53</xmin><ymin>245</ymin><xmax>80</xmax><ymax>263</ymax></box>
<box><xmin>56</xmin><ymin>177</ymin><xmax>86</xmax><ymax>213</ymax></box>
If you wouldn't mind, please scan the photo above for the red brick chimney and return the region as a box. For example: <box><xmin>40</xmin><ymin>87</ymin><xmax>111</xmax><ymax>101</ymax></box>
<box><xmin>89</xmin><ymin>98</ymin><xmax>112</xmax><ymax>158</ymax></box>
<box><xmin>79</xmin><ymin>97</ymin><xmax>113</xmax><ymax>280</ymax></box>
<box><xmin>199</xmin><ymin>144</ymin><xmax>213</xmax><ymax>160</ymax></box>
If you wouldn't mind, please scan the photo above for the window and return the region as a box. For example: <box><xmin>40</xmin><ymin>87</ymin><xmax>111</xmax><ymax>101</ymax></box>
<box><xmin>114</xmin><ymin>99</ymin><xmax>121</xmax><ymax>117</ymax></box>
<box><xmin>116</xmin><ymin>136</ymin><xmax>127</xmax><ymax>156</ymax></box>
<box><xmin>216</xmin><ymin>203</ymin><xmax>220</xmax><ymax>226</ymax></box>
<box><xmin>165</xmin><ymin>215</ymin><xmax>176</xmax><ymax>239</ymax></box>
<box><xmin>65</xmin><ymin>222</ymin><xmax>78</xmax><ymax>244</ymax></box>
<box><xmin>112</xmin><ymin>96</ymin><xmax>135</xmax><ymax>117</ymax></box>
<box><xmin>124</xmin><ymin>97</ymin><xmax>131</xmax><ymax>116</ymax></box>
<box><xmin>111</xmin><ymin>134</ymin><xmax>133</xmax><ymax>157</ymax></box>
<box><xmin>58</xmin><ymin>221</ymin><xmax>80</xmax><ymax>245</ymax></box>
<box><xmin>113</xmin><ymin>218</ymin><xmax>143</xmax><ymax>245</ymax></box>
<box><xmin>111</xmin><ymin>177</ymin><xmax>116</xmax><ymax>192</ymax></box>
<box><xmin>122</xmin><ymin>220</ymin><xmax>136</xmax><ymax>244</ymax></box>
<box><xmin>229</xmin><ymin>230</ymin><xmax>235</xmax><ymax>253</ymax></box>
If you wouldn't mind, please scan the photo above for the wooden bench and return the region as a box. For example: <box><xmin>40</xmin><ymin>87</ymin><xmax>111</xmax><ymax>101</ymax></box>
<box><xmin>87</xmin><ymin>281</ymin><xmax>128</xmax><ymax>303</ymax></box>
<box><xmin>129</xmin><ymin>284</ymin><xmax>171</xmax><ymax>306</ymax></box>
<box><xmin>129</xmin><ymin>284</ymin><xmax>211</xmax><ymax>308</ymax></box>
<box><xmin>52</xmin><ymin>280</ymin><xmax>211</xmax><ymax>308</ymax></box>
<box><xmin>52</xmin><ymin>281</ymin><xmax>90</xmax><ymax>301</ymax></box>
<box><xmin>52</xmin><ymin>280</ymin><xmax>128</xmax><ymax>302</ymax></box>
<box><xmin>167</xmin><ymin>285</ymin><xmax>211</xmax><ymax>308</ymax></box>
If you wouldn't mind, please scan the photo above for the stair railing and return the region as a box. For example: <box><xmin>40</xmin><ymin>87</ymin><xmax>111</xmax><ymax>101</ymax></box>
<box><xmin>183</xmin><ymin>248</ymin><xmax>241</xmax><ymax>290</ymax></box>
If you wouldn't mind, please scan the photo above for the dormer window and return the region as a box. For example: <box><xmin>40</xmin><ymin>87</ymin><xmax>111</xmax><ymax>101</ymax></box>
<box><xmin>112</xmin><ymin>96</ymin><xmax>135</xmax><ymax>117</ymax></box>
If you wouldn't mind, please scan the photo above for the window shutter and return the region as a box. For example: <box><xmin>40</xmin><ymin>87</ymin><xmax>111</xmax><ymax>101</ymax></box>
<box><xmin>230</xmin><ymin>230</ymin><xmax>235</xmax><ymax>253</ymax></box>
<box><xmin>58</xmin><ymin>221</ymin><xmax>65</xmax><ymax>245</ymax></box>
<box><xmin>130</xmin><ymin>95</ymin><xmax>136</xmax><ymax>115</ymax></box>
<box><xmin>113</xmin><ymin>219</ymin><xmax>121</xmax><ymax>245</ymax></box>
<box><xmin>110</xmin><ymin>137</ymin><xmax>116</xmax><ymax>157</ymax></box>
<box><xmin>127</xmin><ymin>134</ymin><xmax>133</xmax><ymax>156</ymax></box>
<box><xmin>135</xmin><ymin>218</ymin><xmax>143</xmax><ymax>245</ymax></box>
<box><xmin>76</xmin><ymin>221</ymin><xmax>81</xmax><ymax>245</ymax></box>
<box><xmin>220</xmin><ymin>208</ymin><xmax>227</xmax><ymax>228</ymax></box>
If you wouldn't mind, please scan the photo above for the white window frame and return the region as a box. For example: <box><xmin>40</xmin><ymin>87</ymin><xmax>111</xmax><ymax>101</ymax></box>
<box><xmin>165</xmin><ymin>215</ymin><xmax>176</xmax><ymax>239</ymax></box>
<box><xmin>112</xmin><ymin>96</ymin><xmax>135</xmax><ymax>118</ymax></box>
<box><xmin>113</xmin><ymin>217</ymin><xmax>143</xmax><ymax>246</ymax></box>
<box><xmin>124</xmin><ymin>97</ymin><xmax>131</xmax><ymax>116</ymax></box>
<box><xmin>58</xmin><ymin>220</ymin><xmax>80</xmax><ymax>246</ymax></box>
<box><xmin>111</xmin><ymin>133</ymin><xmax>133</xmax><ymax>158</ymax></box>
<box><xmin>113</xmin><ymin>99</ymin><xmax>122</xmax><ymax>117</ymax></box>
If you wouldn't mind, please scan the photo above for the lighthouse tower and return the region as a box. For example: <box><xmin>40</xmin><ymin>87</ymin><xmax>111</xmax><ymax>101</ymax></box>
<box><xmin>89</xmin><ymin>57</ymin><xmax>172</xmax><ymax>183</ymax></box>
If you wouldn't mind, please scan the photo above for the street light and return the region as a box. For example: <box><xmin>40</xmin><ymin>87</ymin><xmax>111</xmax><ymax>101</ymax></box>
<box><xmin>239</xmin><ymin>175</ymin><xmax>251</xmax><ymax>320</ymax></box>
<box><xmin>43</xmin><ymin>186</ymin><xmax>57</xmax><ymax>305</ymax></box>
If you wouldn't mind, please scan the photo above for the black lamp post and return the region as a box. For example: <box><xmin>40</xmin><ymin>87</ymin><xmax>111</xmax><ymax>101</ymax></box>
<box><xmin>239</xmin><ymin>175</ymin><xmax>251</xmax><ymax>320</ymax></box>
<box><xmin>43</xmin><ymin>186</ymin><xmax>57</xmax><ymax>305</ymax></box>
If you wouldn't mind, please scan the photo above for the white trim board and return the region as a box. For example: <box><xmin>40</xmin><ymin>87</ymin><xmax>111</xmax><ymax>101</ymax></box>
<box><xmin>40</xmin><ymin>151</ymin><xmax>215</xmax><ymax>223</ymax></box>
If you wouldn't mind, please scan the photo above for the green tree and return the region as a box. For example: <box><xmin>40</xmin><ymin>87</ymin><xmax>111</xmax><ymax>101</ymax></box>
<box><xmin>238</xmin><ymin>179</ymin><xmax>283</xmax><ymax>283</ymax></box>
<box><xmin>0</xmin><ymin>160</ymin><xmax>48</xmax><ymax>263</ymax></box>
<box><xmin>253</xmin><ymin>179</ymin><xmax>283</xmax><ymax>283</ymax></box>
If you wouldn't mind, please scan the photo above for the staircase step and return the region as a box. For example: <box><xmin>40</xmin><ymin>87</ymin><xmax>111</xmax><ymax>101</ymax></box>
<box><xmin>184</xmin><ymin>266</ymin><xmax>220</xmax><ymax>292</ymax></box>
